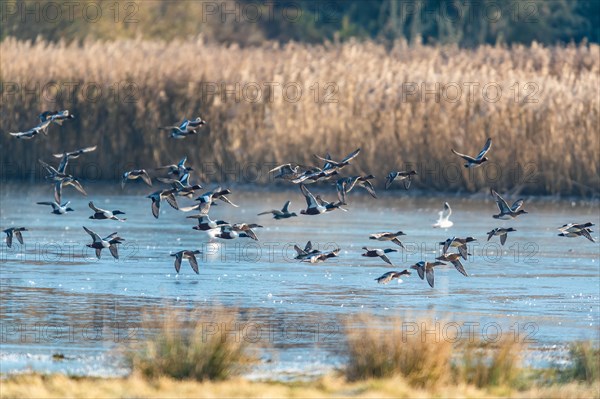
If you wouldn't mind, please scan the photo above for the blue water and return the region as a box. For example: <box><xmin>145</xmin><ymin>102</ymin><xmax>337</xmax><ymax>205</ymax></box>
<box><xmin>1</xmin><ymin>184</ymin><xmax>599</xmax><ymax>378</ymax></box>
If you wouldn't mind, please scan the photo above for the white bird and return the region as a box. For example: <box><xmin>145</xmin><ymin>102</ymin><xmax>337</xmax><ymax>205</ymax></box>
<box><xmin>432</xmin><ymin>202</ymin><xmax>453</xmax><ymax>229</ymax></box>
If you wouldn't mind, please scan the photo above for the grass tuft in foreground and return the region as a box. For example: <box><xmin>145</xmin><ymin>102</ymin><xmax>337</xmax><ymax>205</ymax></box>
<box><xmin>345</xmin><ymin>315</ymin><xmax>526</xmax><ymax>387</ymax></box>
<box><xmin>124</xmin><ymin>307</ymin><xmax>255</xmax><ymax>381</ymax></box>
<box><xmin>564</xmin><ymin>341</ymin><xmax>600</xmax><ymax>384</ymax></box>
<box><xmin>344</xmin><ymin>315</ymin><xmax>453</xmax><ymax>387</ymax></box>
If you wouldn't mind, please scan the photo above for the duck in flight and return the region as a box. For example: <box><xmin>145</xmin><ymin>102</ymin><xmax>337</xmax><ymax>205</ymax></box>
<box><xmin>171</xmin><ymin>250</ymin><xmax>201</xmax><ymax>274</ymax></box>
<box><xmin>270</xmin><ymin>163</ymin><xmax>303</xmax><ymax>181</ymax></box>
<box><xmin>487</xmin><ymin>227</ymin><xmax>516</xmax><ymax>245</ymax></box>
<box><xmin>3</xmin><ymin>227</ymin><xmax>27</xmax><ymax>248</ymax></box>
<box><xmin>39</xmin><ymin>110</ymin><xmax>75</xmax><ymax>125</ymax></box>
<box><xmin>82</xmin><ymin>226</ymin><xmax>124</xmax><ymax>259</ymax></box>
<box><xmin>335</xmin><ymin>175</ymin><xmax>377</xmax><ymax>205</ymax></box>
<box><xmin>10</xmin><ymin>111</ymin><xmax>74</xmax><ymax>139</ymax></box>
<box><xmin>37</xmin><ymin>201</ymin><xmax>75</xmax><ymax>215</ymax></box>
<box><xmin>294</xmin><ymin>241</ymin><xmax>321</xmax><ymax>260</ymax></box>
<box><xmin>156</xmin><ymin>156</ymin><xmax>193</xmax><ymax>179</ymax></box>
<box><xmin>231</xmin><ymin>223</ymin><xmax>262</xmax><ymax>241</ymax></box>
<box><xmin>432</xmin><ymin>202</ymin><xmax>453</xmax><ymax>229</ymax></box>
<box><xmin>439</xmin><ymin>236</ymin><xmax>476</xmax><ymax>260</ymax></box>
<box><xmin>160</xmin><ymin>117</ymin><xmax>207</xmax><ymax>139</ymax></box>
<box><xmin>213</xmin><ymin>225</ymin><xmax>256</xmax><ymax>240</ymax></box>
<box><xmin>9</xmin><ymin>119</ymin><xmax>51</xmax><ymax>139</ymax></box>
<box><xmin>147</xmin><ymin>188</ymin><xmax>179</xmax><ymax>218</ymax></box>
<box><xmin>194</xmin><ymin>187</ymin><xmax>238</xmax><ymax>207</ymax></box>
<box><xmin>38</xmin><ymin>159</ymin><xmax>87</xmax><ymax>203</ymax></box>
<box><xmin>436</xmin><ymin>252</ymin><xmax>469</xmax><ymax>277</ymax></box>
<box><xmin>362</xmin><ymin>247</ymin><xmax>398</xmax><ymax>265</ymax></box>
<box><xmin>292</xmin><ymin>167</ymin><xmax>339</xmax><ymax>184</ymax></box>
<box><xmin>369</xmin><ymin>231</ymin><xmax>406</xmax><ymax>248</ymax></box>
<box><xmin>451</xmin><ymin>137</ymin><xmax>492</xmax><ymax>168</ymax></box>
<box><xmin>157</xmin><ymin>178</ymin><xmax>203</xmax><ymax>199</ymax></box>
<box><xmin>299</xmin><ymin>184</ymin><xmax>345</xmax><ymax>215</ymax></box>
<box><xmin>375</xmin><ymin>270</ymin><xmax>411</xmax><ymax>284</ymax></box>
<box><xmin>385</xmin><ymin>170</ymin><xmax>417</xmax><ymax>190</ymax></box>
<box><xmin>490</xmin><ymin>189</ymin><xmax>528</xmax><ymax>219</ymax></box>
<box><xmin>302</xmin><ymin>248</ymin><xmax>340</xmax><ymax>264</ymax></box>
<box><xmin>558</xmin><ymin>223</ymin><xmax>595</xmax><ymax>242</ymax></box>
<box><xmin>52</xmin><ymin>146</ymin><xmax>97</xmax><ymax>175</ymax></box>
<box><xmin>88</xmin><ymin>201</ymin><xmax>126</xmax><ymax>221</ymax></box>
<box><xmin>189</xmin><ymin>215</ymin><xmax>230</xmax><ymax>231</ymax></box>
<box><xmin>314</xmin><ymin>148</ymin><xmax>360</xmax><ymax>171</ymax></box>
<box><xmin>121</xmin><ymin>169</ymin><xmax>152</xmax><ymax>188</ymax></box>
<box><xmin>258</xmin><ymin>201</ymin><xmax>297</xmax><ymax>219</ymax></box>
<box><xmin>410</xmin><ymin>261</ymin><xmax>446</xmax><ymax>288</ymax></box>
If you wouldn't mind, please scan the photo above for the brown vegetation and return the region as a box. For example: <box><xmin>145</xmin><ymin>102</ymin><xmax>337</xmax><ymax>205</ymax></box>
<box><xmin>1</xmin><ymin>38</ymin><xmax>598</xmax><ymax>195</ymax></box>
<box><xmin>124</xmin><ymin>307</ymin><xmax>255</xmax><ymax>381</ymax></box>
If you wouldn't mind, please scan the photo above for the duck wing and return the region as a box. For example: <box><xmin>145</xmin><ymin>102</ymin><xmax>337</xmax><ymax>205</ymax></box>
<box><xmin>336</xmin><ymin>181</ymin><xmax>347</xmax><ymax>204</ymax></box>
<box><xmin>580</xmin><ymin>228</ymin><xmax>595</xmax><ymax>242</ymax></box>
<box><xmin>140</xmin><ymin>171</ymin><xmax>152</xmax><ymax>186</ymax></box>
<box><xmin>14</xmin><ymin>230</ymin><xmax>24</xmax><ymax>245</ymax></box>
<box><xmin>411</xmin><ymin>264</ymin><xmax>425</xmax><ymax>280</ymax></box>
<box><xmin>425</xmin><ymin>266</ymin><xmax>435</xmax><ymax>288</ymax></box>
<box><xmin>451</xmin><ymin>259</ymin><xmax>468</xmax><ymax>277</ymax></box>
<box><xmin>70</xmin><ymin>180</ymin><xmax>87</xmax><ymax>196</ymax></box>
<box><xmin>173</xmin><ymin>254</ymin><xmax>182</xmax><ymax>273</ymax></box>
<box><xmin>300</xmin><ymin>184</ymin><xmax>318</xmax><ymax>208</ymax></box>
<box><xmin>391</xmin><ymin>237</ymin><xmax>405</xmax><ymax>248</ymax></box>
<box><xmin>88</xmin><ymin>201</ymin><xmax>103</xmax><ymax>213</ymax></box>
<box><xmin>109</xmin><ymin>244</ymin><xmax>119</xmax><ymax>260</ymax></box>
<box><xmin>451</xmin><ymin>149</ymin><xmax>477</xmax><ymax>162</ymax></box>
<box><xmin>379</xmin><ymin>253</ymin><xmax>393</xmax><ymax>266</ymax></box>
<box><xmin>57</xmin><ymin>154</ymin><xmax>70</xmax><ymax>174</ymax></box>
<box><xmin>39</xmin><ymin>160</ymin><xmax>59</xmax><ymax>175</ymax></box>
<box><xmin>385</xmin><ymin>172</ymin><xmax>396</xmax><ymax>190</ymax></box>
<box><xmin>376</xmin><ymin>272</ymin><xmax>394</xmax><ymax>284</ymax></box>
<box><xmin>54</xmin><ymin>182</ymin><xmax>63</xmax><ymax>204</ymax></box>
<box><xmin>342</xmin><ymin>148</ymin><xmax>361</xmax><ymax>164</ymax></box>
<box><xmin>150</xmin><ymin>198</ymin><xmax>160</xmax><ymax>218</ymax></box>
<box><xmin>360</xmin><ymin>180</ymin><xmax>377</xmax><ymax>198</ymax></box>
<box><xmin>218</xmin><ymin>195</ymin><xmax>238</xmax><ymax>207</ymax></box>
<box><xmin>294</xmin><ymin>245</ymin><xmax>307</xmax><ymax>256</ymax></box>
<box><xmin>164</xmin><ymin>193</ymin><xmax>179</xmax><ymax>210</ymax></box>
<box><xmin>188</xmin><ymin>253</ymin><xmax>200</xmax><ymax>274</ymax></box>
<box><xmin>510</xmin><ymin>199</ymin><xmax>525</xmax><ymax>212</ymax></box>
<box><xmin>475</xmin><ymin>138</ymin><xmax>492</xmax><ymax>161</ymax></box>
<box><xmin>258</xmin><ymin>210</ymin><xmax>278</xmax><ymax>216</ymax></box>
<box><xmin>242</xmin><ymin>228</ymin><xmax>259</xmax><ymax>241</ymax></box>
<box><xmin>491</xmin><ymin>189</ymin><xmax>511</xmax><ymax>214</ymax></box>
<box><xmin>282</xmin><ymin>200</ymin><xmax>291</xmax><ymax>213</ymax></box>
<box><xmin>83</xmin><ymin>226</ymin><xmax>102</xmax><ymax>243</ymax></box>
<box><xmin>403</xmin><ymin>175</ymin><xmax>412</xmax><ymax>190</ymax></box>
<box><xmin>500</xmin><ymin>233</ymin><xmax>508</xmax><ymax>246</ymax></box>
<box><xmin>458</xmin><ymin>244</ymin><xmax>468</xmax><ymax>260</ymax></box>
<box><xmin>443</xmin><ymin>237</ymin><xmax>454</xmax><ymax>254</ymax></box>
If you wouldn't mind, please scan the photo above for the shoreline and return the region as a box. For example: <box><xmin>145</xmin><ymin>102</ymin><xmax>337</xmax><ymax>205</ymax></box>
<box><xmin>1</xmin><ymin>373</ymin><xmax>598</xmax><ymax>399</ymax></box>
<box><xmin>1</xmin><ymin>181</ymin><xmax>599</xmax><ymax>204</ymax></box>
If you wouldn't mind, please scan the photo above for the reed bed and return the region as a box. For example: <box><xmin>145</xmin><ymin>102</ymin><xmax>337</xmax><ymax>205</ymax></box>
<box><xmin>1</xmin><ymin>38</ymin><xmax>598</xmax><ymax>195</ymax></box>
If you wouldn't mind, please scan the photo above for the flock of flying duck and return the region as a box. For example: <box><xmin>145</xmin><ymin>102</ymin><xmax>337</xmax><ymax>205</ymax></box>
<box><xmin>4</xmin><ymin>111</ymin><xmax>597</xmax><ymax>287</ymax></box>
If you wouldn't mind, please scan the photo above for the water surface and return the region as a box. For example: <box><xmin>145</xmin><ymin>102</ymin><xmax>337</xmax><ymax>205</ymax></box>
<box><xmin>1</xmin><ymin>184</ymin><xmax>599</xmax><ymax>378</ymax></box>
